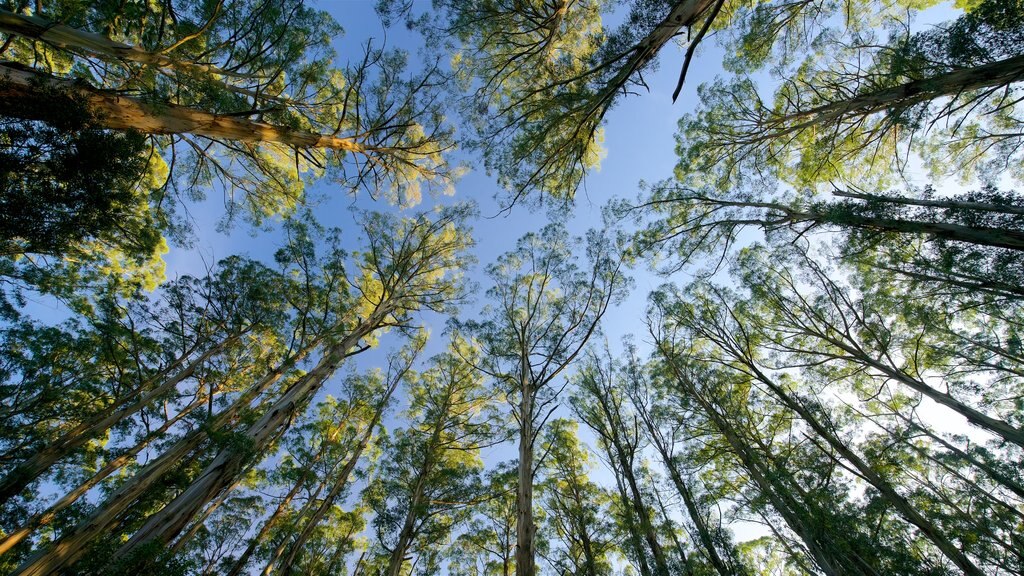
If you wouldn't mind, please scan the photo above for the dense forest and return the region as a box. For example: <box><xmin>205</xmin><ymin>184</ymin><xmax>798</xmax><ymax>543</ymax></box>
<box><xmin>0</xmin><ymin>0</ymin><xmax>1022</xmax><ymax>574</ymax></box>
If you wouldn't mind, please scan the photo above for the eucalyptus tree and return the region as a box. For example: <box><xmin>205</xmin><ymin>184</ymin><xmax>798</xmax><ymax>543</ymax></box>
<box><xmin>0</xmin><ymin>88</ymin><xmax>155</xmax><ymax>262</ymax></box>
<box><xmin>674</xmin><ymin>275</ymin><xmax>986</xmax><ymax>575</ymax></box>
<box><xmin>647</xmin><ymin>292</ymin><xmax>937</xmax><ymax>576</ymax></box>
<box><xmin>10</xmin><ymin>204</ymin><xmax>475</xmax><ymax>576</ymax></box>
<box><xmin>537</xmin><ymin>418</ymin><xmax>616</xmax><ymax>576</ymax></box>
<box><xmin>379</xmin><ymin>0</ymin><xmax>718</xmax><ymax>203</ymax></box>
<box><xmin>0</xmin><ymin>256</ymin><xmax>289</xmax><ymax>508</ymax></box>
<box><xmin>571</xmin><ymin>350</ymin><xmax>671</xmax><ymax>576</ymax></box>
<box><xmin>221</xmin><ymin>393</ymin><xmax>366</xmax><ymax>576</ymax></box>
<box><xmin>632</xmin><ymin>181</ymin><xmax>1024</xmax><ymax>298</ymax></box>
<box><xmin>257</xmin><ymin>345</ymin><xmax>423</xmax><ymax>576</ymax></box>
<box><xmin>675</xmin><ymin>0</ymin><xmax>1024</xmax><ymax>194</ymax></box>
<box><xmin>366</xmin><ymin>336</ymin><xmax>497</xmax><ymax>576</ymax></box>
<box><xmin>734</xmin><ymin>244</ymin><xmax>1024</xmax><ymax>450</ymax></box>
<box><xmin>457</xmin><ymin>223</ymin><xmax>626</xmax><ymax>576</ymax></box>
<box><xmin>0</xmin><ymin>3</ymin><xmax>455</xmax><ymax>211</ymax></box>
<box><xmin>447</xmin><ymin>466</ymin><xmax>519</xmax><ymax>576</ymax></box>
<box><xmin>619</xmin><ymin>345</ymin><xmax>748</xmax><ymax>576</ymax></box>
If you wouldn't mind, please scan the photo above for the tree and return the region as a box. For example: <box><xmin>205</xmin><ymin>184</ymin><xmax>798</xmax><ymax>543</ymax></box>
<box><xmin>675</xmin><ymin>0</ymin><xmax>1024</xmax><ymax>193</ymax></box>
<box><xmin>537</xmin><ymin>418</ymin><xmax>616</xmax><ymax>576</ymax></box>
<box><xmin>0</xmin><ymin>84</ymin><xmax>156</xmax><ymax>261</ymax></box>
<box><xmin>619</xmin><ymin>344</ymin><xmax>749</xmax><ymax>576</ymax></box>
<box><xmin>631</xmin><ymin>182</ymin><xmax>1024</xmax><ymax>294</ymax></box>
<box><xmin>447</xmin><ymin>466</ymin><xmax>519</xmax><ymax>576</ymax></box>
<box><xmin>367</xmin><ymin>336</ymin><xmax>497</xmax><ymax>576</ymax></box>
<box><xmin>380</xmin><ymin>0</ymin><xmax>717</xmax><ymax>204</ymax></box>
<box><xmin>458</xmin><ymin>223</ymin><xmax>626</xmax><ymax>576</ymax></box>
<box><xmin>0</xmin><ymin>4</ymin><xmax>456</xmax><ymax>212</ymax></box>
<box><xmin>571</xmin><ymin>349</ymin><xmax>672</xmax><ymax>576</ymax></box>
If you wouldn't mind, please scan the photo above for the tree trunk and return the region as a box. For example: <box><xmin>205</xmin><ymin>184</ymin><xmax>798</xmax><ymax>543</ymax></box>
<box><xmin>757</xmin><ymin>54</ymin><xmax>1024</xmax><ymax>142</ymax></box>
<box><xmin>278</xmin><ymin>372</ymin><xmax>402</xmax><ymax>575</ymax></box>
<box><xmin>590</xmin><ymin>0</ymin><xmax>715</xmax><ymax>112</ymax></box>
<box><xmin>654</xmin><ymin>344</ymin><xmax>857</xmax><ymax>576</ymax></box>
<box><xmin>610</xmin><ymin>464</ymin><xmax>653</xmax><ymax>576</ymax></box>
<box><xmin>745</xmin><ymin>362</ymin><xmax>985</xmax><ymax>576</ymax></box>
<box><xmin>0</xmin><ymin>394</ymin><xmax>201</xmax><ymax>555</ymax></box>
<box><xmin>831</xmin><ymin>189</ymin><xmax>1024</xmax><ymax>216</ymax></box>
<box><xmin>225</xmin><ymin>471</ymin><xmax>308</xmax><ymax>576</ymax></box>
<box><xmin>0</xmin><ymin>64</ymin><xmax>366</xmax><ymax>151</ymax></box>
<box><xmin>515</xmin><ymin>376</ymin><xmax>536</xmax><ymax>576</ymax></box>
<box><xmin>171</xmin><ymin>478</ymin><xmax>243</xmax><ymax>553</ymax></box>
<box><xmin>812</xmin><ymin>209</ymin><xmax>1024</xmax><ymax>252</ymax></box>
<box><xmin>115</xmin><ymin>326</ymin><xmax>372</xmax><ymax>559</ymax></box>
<box><xmin>825</xmin><ymin>334</ymin><xmax>1024</xmax><ymax>448</ymax></box>
<box><xmin>261</xmin><ymin>470</ymin><xmax>334</xmax><ymax>576</ymax></box>
<box><xmin>0</xmin><ymin>10</ymin><xmax>242</xmax><ymax>78</ymax></box>
<box><xmin>641</xmin><ymin>420</ymin><xmax>738</xmax><ymax>576</ymax></box>
<box><xmin>385</xmin><ymin>399</ymin><xmax>448</xmax><ymax>576</ymax></box>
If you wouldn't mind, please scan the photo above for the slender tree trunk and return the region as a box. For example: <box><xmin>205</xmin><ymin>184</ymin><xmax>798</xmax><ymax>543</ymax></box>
<box><xmin>614</xmin><ymin>443</ymin><xmax>670</xmax><ymax>576</ymax></box>
<box><xmin>590</xmin><ymin>0</ymin><xmax>715</xmax><ymax>111</ymax></box>
<box><xmin>0</xmin><ymin>335</ymin><xmax>235</xmax><ymax>504</ymax></box>
<box><xmin>643</xmin><ymin>426</ymin><xmax>737</xmax><ymax>576</ymax></box>
<box><xmin>515</xmin><ymin>376</ymin><xmax>536</xmax><ymax>576</ymax></box>
<box><xmin>752</xmin><ymin>54</ymin><xmax>1024</xmax><ymax>143</ymax></box>
<box><xmin>225</xmin><ymin>471</ymin><xmax>308</xmax><ymax>576</ymax></box>
<box><xmin>171</xmin><ymin>479</ymin><xmax>243</xmax><ymax>553</ymax></box>
<box><xmin>115</xmin><ymin>328</ymin><xmax>372</xmax><ymax>558</ymax></box>
<box><xmin>654</xmin><ymin>344</ymin><xmax>857</xmax><ymax>576</ymax></box>
<box><xmin>261</xmin><ymin>472</ymin><xmax>334</xmax><ymax>576</ymax></box>
<box><xmin>0</xmin><ymin>10</ymin><xmax>242</xmax><ymax>78</ymax></box>
<box><xmin>832</xmin><ymin>189</ymin><xmax>1024</xmax><ymax>216</ymax></box>
<box><xmin>610</xmin><ymin>464</ymin><xmax>653</xmax><ymax>576</ymax></box>
<box><xmin>385</xmin><ymin>408</ymin><xmax>447</xmax><ymax>576</ymax></box>
<box><xmin>811</xmin><ymin>209</ymin><xmax>1024</xmax><ymax>252</ymax></box>
<box><xmin>894</xmin><ymin>412</ymin><xmax>1024</xmax><ymax>500</ymax></box>
<box><xmin>825</xmin><ymin>334</ymin><xmax>1024</xmax><ymax>448</ymax></box>
<box><xmin>650</xmin><ymin>479</ymin><xmax>690</xmax><ymax>573</ymax></box>
<box><xmin>589</xmin><ymin>388</ymin><xmax>670</xmax><ymax>576</ymax></box>
<box><xmin>278</xmin><ymin>374</ymin><xmax>402</xmax><ymax>575</ymax></box>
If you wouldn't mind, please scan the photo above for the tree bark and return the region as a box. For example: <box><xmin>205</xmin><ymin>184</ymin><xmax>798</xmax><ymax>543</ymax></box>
<box><xmin>0</xmin><ymin>10</ymin><xmax>242</xmax><ymax>78</ymax></box>
<box><xmin>515</xmin><ymin>374</ymin><xmax>536</xmax><ymax>576</ymax></box>
<box><xmin>0</xmin><ymin>64</ymin><xmax>366</xmax><ymax>151</ymax></box>
<box><xmin>745</xmin><ymin>54</ymin><xmax>1024</xmax><ymax>144</ymax></box>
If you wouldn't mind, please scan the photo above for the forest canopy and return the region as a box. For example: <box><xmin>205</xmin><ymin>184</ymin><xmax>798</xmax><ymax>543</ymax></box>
<box><xmin>1</xmin><ymin>0</ymin><xmax>1023</xmax><ymax>575</ymax></box>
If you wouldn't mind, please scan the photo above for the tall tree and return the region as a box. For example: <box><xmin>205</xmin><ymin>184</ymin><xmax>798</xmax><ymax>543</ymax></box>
<box><xmin>366</xmin><ymin>336</ymin><xmax>496</xmax><ymax>576</ymax></box>
<box><xmin>458</xmin><ymin>223</ymin><xmax>626</xmax><ymax>576</ymax></box>
<box><xmin>380</xmin><ymin>0</ymin><xmax>718</xmax><ymax>203</ymax></box>
<box><xmin>675</xmin><ymin>0</ymin><xmax>1024</xmax><ymax>193</ymax></box>
<box><xmin>537</xmin><ymin>418</ymin><xmax>616</xmax><ymax>576</ymax></box>
<box><xmin>571</xmin><ymin>350</ymin><xmax>672</xmax><ymax>576</ymax></box>
<box><xmin>0</xmin><ymin>4</ymin><xmax>456</xmax><ymax>212</ymax></box>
